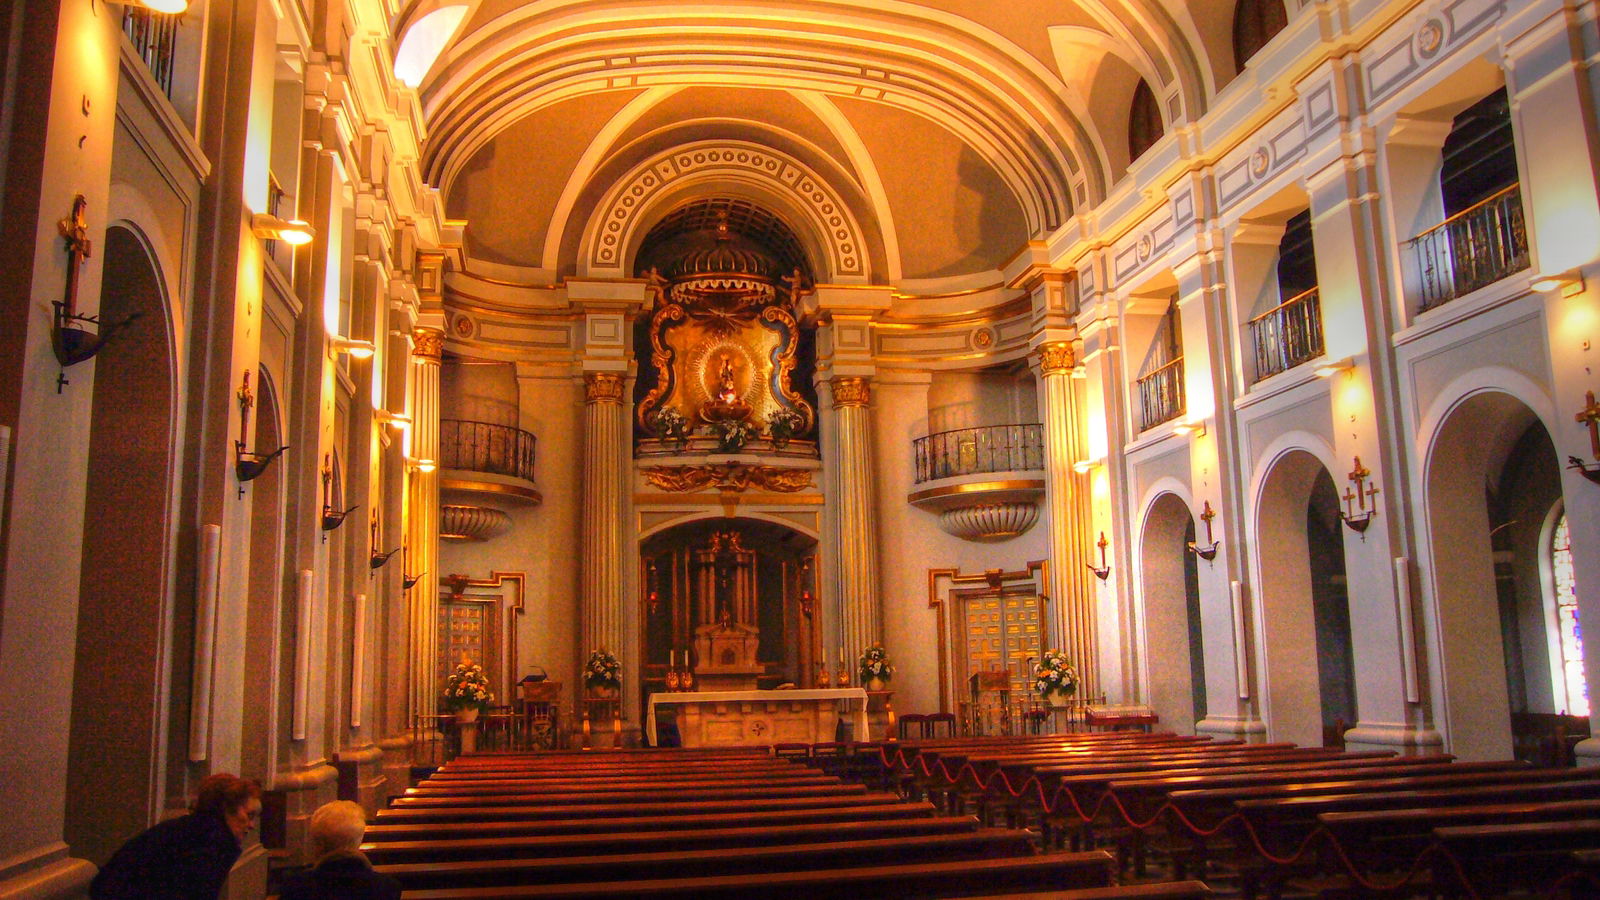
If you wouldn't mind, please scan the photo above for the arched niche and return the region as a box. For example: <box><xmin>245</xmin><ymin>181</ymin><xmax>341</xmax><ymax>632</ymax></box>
<box><xmin>65</xmin><ymin>226</ymin><xmax>177</xmax><ymax>864</ymax></box>
<box><xmin>1423</xmin><ymin>389</ymin><xmax>1568</xmax><ymax>760</ymax></box>
<box><xmin>1253</xmin><ymin>446</ymin><xmax>1355</xmax><ymax>748</ymax></box>
<box><xmin>1138</xmin><ymin>491</ymin><xmax>1206</xmax><ymax>735</ymax></box>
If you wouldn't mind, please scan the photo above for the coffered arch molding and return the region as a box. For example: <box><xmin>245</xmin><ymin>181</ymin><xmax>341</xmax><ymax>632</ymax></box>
<box><xmin>578</xmin><ymin>141</ymin><xmax>876</xmax><ymax>284</ymax></box>
<box><xmin>421</xmin><ymin>5</ymin><xmax>1103</xmax><ymax>227</ymax></box>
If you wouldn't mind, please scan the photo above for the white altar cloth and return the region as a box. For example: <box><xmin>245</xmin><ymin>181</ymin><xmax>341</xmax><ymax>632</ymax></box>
<box><xmin>646</xmin><ymin>687</ymin><xmax>870</xmax><ymax>747</ymax></box>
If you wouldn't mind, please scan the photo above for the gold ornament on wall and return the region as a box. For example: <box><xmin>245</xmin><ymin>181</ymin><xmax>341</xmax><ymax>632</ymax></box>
<box><xmin>1036</xmin><ymin>341</ymin><xmax>1075</xmax><ymax>375</ymax></box>
<box><xmin>830</xmin><ymin>377</ymin><xmax>870</xmax><ymax>408</ymax></box>
<box><xmin>585</xmin><ymin>371</ymin><xmax>626</xmax><ymax>404</ymax></box>
<box><xmin>413</xmin><ymin>327</ymin><xmax>444</xmax><ymax>360</ymax></box>
<box><xmin>641</xmin><ymin>463</ymin><xmax>814</xmax><ymax>493</ymax></box>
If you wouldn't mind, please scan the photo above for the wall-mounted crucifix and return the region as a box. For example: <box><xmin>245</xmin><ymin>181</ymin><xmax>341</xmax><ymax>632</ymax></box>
<box><xmin>1340</xmin><ymin>456</ymin><xmax>1379</xmax><ymax>534</ymax></box>
<box><xmin>1569</xmin><ymin>390</ymin><xmax>1600</xmax><ymax>485</ymax></box>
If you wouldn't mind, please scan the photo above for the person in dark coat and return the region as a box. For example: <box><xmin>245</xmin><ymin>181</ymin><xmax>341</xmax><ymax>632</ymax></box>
<box><xmin>278</xmin><ymin>800</ymin><xmax>401</xmax><ymax>900</ymax></box>
<box><xmin>90</xmin><ymin>773</ymin><xmax>262</xmax><ymax>900</ymax></box>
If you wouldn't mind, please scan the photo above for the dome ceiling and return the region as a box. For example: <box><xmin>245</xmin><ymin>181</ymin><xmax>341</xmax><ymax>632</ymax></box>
<box><xmin>417</xmin><ymin>0</ymin><xmax>1237</xmax><ymax>294</ymax></box>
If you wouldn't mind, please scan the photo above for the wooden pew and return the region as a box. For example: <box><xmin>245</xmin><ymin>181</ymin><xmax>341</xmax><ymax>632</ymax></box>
<box><xmin>965</xmin><ymin>884</ymin><xmax>1211</xmax><ymax>900</ymax></box>
<box><xmin>374</xmin><ymin>791</ymin><xmax>909</xmax><ymax>825</ymax></box>
<box><xmin>379</xmin><ymin>830</ymin><xmax>1036</xmax><ymax>890</ymax></box>
<box><xmin>389</xmin><ymin>782</ymin><xmax>870</xmax><ymax>809</ymax></box>
<box><xmin>396</xmin><ymin>851</ymin><xmax>1119</xmax><ymax>899</ymax></box>
<box><xmin>1431</xmin><ymin>818</ymin><xmax>1600</xmax><ymax>897</ymax></box>
<box><xmin>405</xmin><ymin>772</ymin><xmax>840</xmax><ymax>796</ymax></box>
<box><xmin>362</xmin><ymin>815</ymin><xmax>986</xmax><ymax>864</ymax></box>
<box><xmin>365</xmin><ymin>800</ymin><xmax>943</xmax><ymax>843</ymax></box>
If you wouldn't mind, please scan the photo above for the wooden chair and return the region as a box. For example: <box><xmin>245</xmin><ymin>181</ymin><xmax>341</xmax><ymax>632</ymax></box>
<box><xmin>898</xmin><ymin>714</ymin><xmax>929</xmax><ymax>740</ymax></box>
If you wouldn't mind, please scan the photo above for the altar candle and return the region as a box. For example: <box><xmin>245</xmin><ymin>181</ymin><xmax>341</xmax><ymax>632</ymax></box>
<box><xmin>670</xmin><ymin>649</ymin><xmax>676</xmax><ymax>667</ymax></box>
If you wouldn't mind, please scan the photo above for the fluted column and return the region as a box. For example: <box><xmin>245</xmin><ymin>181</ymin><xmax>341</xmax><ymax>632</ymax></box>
<box><xmin>581</xmin><ymin>371</ymin><xmax>626</xmax><ymax>658</ymax></box>
<box><xmin>830</xmin><ymin>376</ymin><xmax>880</xmax><ymax>665</ymax></box>
<box><xmin>1037</xmin><ymin>342</ymin><xmax>1099</xmax><ymax>700</ymax></box>
<box><xmin>406</xmin><ymin>327</ymin><xmax>443</xmax><ymax>727</ymax></box>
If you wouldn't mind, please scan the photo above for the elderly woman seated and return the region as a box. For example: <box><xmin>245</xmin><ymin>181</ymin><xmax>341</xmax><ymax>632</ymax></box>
<box><xmin>278</xmin><ymin>800</ymin><xmax>400</xmax><ymax>900</ymax></box>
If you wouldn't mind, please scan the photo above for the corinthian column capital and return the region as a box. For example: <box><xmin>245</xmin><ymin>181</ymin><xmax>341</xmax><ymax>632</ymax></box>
<box><xmin>413</xmin><ymin>327</ymin><xmax>444</xmax><ymax>362</ymax></box>
<box><xmin>584</xmin><ymin>372</ymin><xmax>626</xmax><ymax>404</ymax></box>
<box><xmin>831</xmin><ymin>376</ymin><xmax>870</xmax><ymax>408</ymax></box>
<box><xmin>1036</xmin><ymin>341</ymin><xmax>1075</xmax><ymax>376</ymax></box>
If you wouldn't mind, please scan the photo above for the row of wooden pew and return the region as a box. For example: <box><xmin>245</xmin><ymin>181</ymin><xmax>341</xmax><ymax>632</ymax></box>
<box><xmin>365</xmin><ymin>746</ymin><xmax>1211</xmax><ymax>898</ymax></box>
<box><xmin>865</xmin><ymin>732</ymin><xmax>1600</xmax><ymax>898</ymax></box>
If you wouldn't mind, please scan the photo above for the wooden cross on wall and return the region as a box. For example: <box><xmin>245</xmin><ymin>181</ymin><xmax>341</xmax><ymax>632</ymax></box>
<box><xmin>1579</xmin><ymin>390</ymin><xmax>1600</xmax><ymax>461</ymax></box>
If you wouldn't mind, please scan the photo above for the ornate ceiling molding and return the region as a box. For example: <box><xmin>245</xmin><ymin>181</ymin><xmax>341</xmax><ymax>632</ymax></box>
<box><xmin>579</xmin><ymin>141</ymin><xmax>870</xmax><ymax>282</ymax></box>
<box><xmin>420</xmin><ymin>3</ymin><xmax>1101</xmax><ymax>227</ymax></box>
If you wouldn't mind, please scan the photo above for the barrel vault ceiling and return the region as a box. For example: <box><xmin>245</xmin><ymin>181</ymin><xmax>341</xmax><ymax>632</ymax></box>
<box><xmin>403</xmin><ymin>0</ymin><xmax>1241</xmax><ymax>294</ymax></box>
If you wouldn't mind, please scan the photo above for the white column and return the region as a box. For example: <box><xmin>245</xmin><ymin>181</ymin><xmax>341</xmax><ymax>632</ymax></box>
<box><xmin>581</xmin><ymin>371</ymin><xmax>626</xmax><ymax>659</ymax></box>
<box><xmin>830</xmin><ymin>376</ymin><xmax>880</xmax><ymax>665</ymax></box>
<box><xmin>1036</xmin><ymin>341</ymin><xmax>1099</xmax><ymax>700</ymax></box>
<box><xmin>406</xmin><ymin>327</ymin><xmax>442</xmax><ymax>726</ymax></box>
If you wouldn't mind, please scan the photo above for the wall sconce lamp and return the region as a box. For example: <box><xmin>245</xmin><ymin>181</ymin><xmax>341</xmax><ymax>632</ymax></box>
<box><xmin>1188</xmin><ymin>501</ymin><xmax>1221</xmax><ymax>561</ymax></box>
<box><xmin>400</xmin><ymin>544</ymin><xmax>425</xmax><ymax>589</ymax></box>
<box><xmin>1570</xmin><ymin>390</ymin><xmax>1600</xmax><ymax>485</ymax></box>
<box><xmin>232</xmin><ymin>371</ymin><xmax>287</xmax><ymax>496</ymax></box>
<box><xmin>369</xmin><ymin>517</ymin><xmax>400</xmax><ymax>572</ymax></box>
<box><xmin>1340</xmin><ymin>456</ymin><xmax>1380</xmax><ymax>534</ymax></box>
<box><xmin>1087</xmin><ymin>532</ymin><xmax>1111</xmax><ymax>581</ymax></box>
<box><xmin>319</xmin><ymin>454</ymin><xmax>358</xmax><ymax>534</ymax></box>
<box><xmin>1072</xmin><ymin>457</ymin><xmax>1104</xmax><ymax>475</ymax></box>
<box><xmin>374</xmin><ymin>410</ymin><xmax>413</xmax><ymax>428</ymax></box>
<box><xmin>251</xmin><ymin>213</ymin><xmax>314</xmax><ymax>246</ymax></box>
<box><xmin>1531</xmin><ymin>269</ymin><xmax>1585</xmax><ymax>297</ymax></box>
<box><xmin>330</xmin><ymin>336</ymin><xmax>376</xmax><ymax>359</ymax></box>
<box><xmin>406</xmin><ymin>457</ymin><xmax>437</xmax><ymax>473</ymax></box>
<box><xmin>1173</xmin><ymin>420</ymin><xmax>1206</xmax><ymax>439</ymax></box>
<box><xmin>50</xmin><ymin>196</ymin><xmax>140</xmax><ymax>388</ymax></box>
<box><xmin>1314</xmin><ymin>357</ymin><xmax>1355</xmax><ymax>378</ymax></box>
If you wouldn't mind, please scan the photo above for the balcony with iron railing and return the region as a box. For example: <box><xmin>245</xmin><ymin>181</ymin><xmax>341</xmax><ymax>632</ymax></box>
<box><xmin>1403</xmin><ymin>183</ymin><xmax>1529</xmax><ymax>312</ymax></box>
<box><xmin>122</xmin><ymin>7</ymin><xmax>179</xmax><ymax>99</ymax></box>
<box><xmin>1249</xmin><ymin>287</ymin><xmax>1325</xmax><ymax>383</ymax></box>
<box><xmin>439</xmin><ymin>419</ymin><xmax>541</xmax><ymax>505</ymax></box>
<box><xmin>907</xmin><ymin>423</ymin><xmax>1047</xmax><ymax>541</ymax></box>
<box><xmin>912</xmin><ymin>424</ymin><xmax>1044</xmax><ymax>484</ymax></box>
<box><xmin>1136</xmin><ymin>358</ymin><xmax>1185</xmax><ymax>431</ymax></box>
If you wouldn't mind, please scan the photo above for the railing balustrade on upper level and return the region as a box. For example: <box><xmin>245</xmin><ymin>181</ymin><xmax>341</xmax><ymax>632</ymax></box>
<box><xmin>912</xmin><ymin>424</ymin><xmax>1044</xmax><ymax>484</ymax></box>
<box><xmin>440</xmin><ymin>420</ymin><xmax>537</xmax><ymax>483</ymax></box>
<box><xmin>122</xmin><ymin>8</ymin><xmax>179</xmax><ymax>99</ymax></box>
<box><xmin>1136</xmin><ymin>358</ymin><xmax>1185</xmax><ymax>431</ymax></box>
<box><xmin>1403</xmin><ymin>183</ymin><xmax>1529</xmax><ymax>312</ymax></box>
<box><xmin>1249</xmin><ymin>287</ymin><xmax>1325</xmax><ymax>382</ymax></box>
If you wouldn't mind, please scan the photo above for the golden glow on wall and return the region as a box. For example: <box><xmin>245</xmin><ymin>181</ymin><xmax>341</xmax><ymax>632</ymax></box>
<box><xmin>394</xmin><ymin>6</ymin><xmax>468</xmax><ymax>88</ymax></box>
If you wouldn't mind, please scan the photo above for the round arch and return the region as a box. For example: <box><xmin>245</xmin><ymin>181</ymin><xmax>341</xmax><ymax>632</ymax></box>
<box><xmin>1250</xmin><ymin>441</ymin><xmax>1353</xmax><ymax>748</ymax></box>
<box><xmin>1136</xmin><ymin>489</ymin><xmax>1206</xmax><ymax>735</ymax></box>
<box><xmin>579</xmin><ymin>141</ymin><xmax>872</xmax><ymax>283</ymax></box>
<box><xmin>1418</xmin><ymin>384</ymin><xmax>1565</xmax><ymax>760</ymax></box>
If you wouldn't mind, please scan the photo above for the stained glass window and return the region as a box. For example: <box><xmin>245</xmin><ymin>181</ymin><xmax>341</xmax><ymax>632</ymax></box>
<box><xmin>1551</xmin><ymin>514</ymin><xmax>1588</xmax><ymax>717</ymax></box>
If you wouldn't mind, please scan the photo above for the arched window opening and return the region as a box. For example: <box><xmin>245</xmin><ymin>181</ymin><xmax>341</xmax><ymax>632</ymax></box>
<box><xmin>1232</xmin><ymin>0</ymin><xmax>1288</xmax><ymax>73</ymax></box>
<box><xmin>1550</xmin><ymin>513</ymin><xmax>1588</xmax><ymax>717</ymax></box>
<box><xmin>1128</xmin><ymin>80</ymin><xmax>1164</xmax><ymax>163</ymax></box>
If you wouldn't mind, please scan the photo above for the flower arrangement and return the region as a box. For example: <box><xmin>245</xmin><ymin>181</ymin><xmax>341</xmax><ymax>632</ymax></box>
<box><xmin>584</xmin><ymin>649</ymin><xmax>621</xmax><ymax>691</ymax></box>
<box><xmin>443</xmin><ymin>662</ymin><xmax>494</xmax><ymax>712</ymax></box>
<box><xmin>858</xmin><ymin>643</ymin><xmax>895</xmax><ymax>684</ymax></box>
<box><xmin>649</xmin><ymin>407</ymin><xmax>694</xmax><ymax>446</ymax></box>
<box><xmin>711</xmin><ymin>418</ymin><xmax>755</xmax><ymax>453</ymax></box>
<box><xmin>765</xmin><ymin>407</ymin><xmax>803</xmax><ymax>446</ymax></box>
<box><xmin>1032</xmin><ymin>649</ymin><xmax>1078</xmax><ymax>698</ymax></box>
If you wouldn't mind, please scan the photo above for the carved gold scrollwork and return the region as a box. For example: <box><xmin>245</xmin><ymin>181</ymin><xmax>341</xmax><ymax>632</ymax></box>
<box><xmin>585</xmin><ymin>372</ymin><xmax>626</xmax><ymax>404</ymax></box>
<box><xmin>762</xmin><ymin>305</ymin><xmax>814</xmax><ymax>432</ymax></box>
<box><xmin>1036</xmin><ymin>341</ymin><xmax>1075</xmax><ymax>375</ymax></box>
<box><xmin>641</xmin><ymin>463</ymin><xmax>814</xmax><ymax>493</ymax></box>
<box><xmin>637</xmin><ymin>304</ymin><xmax>686</xmax><ymax>430</ymax></box>
<box><xmin>831</xmin><ymin>376</ymin><xmax>870</xmax><ymax>408</ymax></box>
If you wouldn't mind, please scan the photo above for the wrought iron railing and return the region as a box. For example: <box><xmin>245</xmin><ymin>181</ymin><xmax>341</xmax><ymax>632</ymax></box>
<box><xmin>122</xmin><ymin>8</ymin><xmax>179</xmax><ymax>99</ymax></box>
<box><xmin>912</xmin><ymin>424</ymin><xmax>1044</xmax><ymax>484</ymax></box>
<box><xmin>440</xmin><ymin>420</ymin><xmax>537</xmax><ymax>482</ymax></box>
<box><xmin>1249</xmin><ymin>287</ymin><xmax>1325</xmax><ymax>382</ymax></box>
<box><xmin>1137</xmin><ymin>357</ymin><xmax>1185</xmax><ymax>431</ymax></box>
<box><xmin>1403</xmin><ymin>183</ymin><xmax>1529</xmax><ymax>312</ymax></box>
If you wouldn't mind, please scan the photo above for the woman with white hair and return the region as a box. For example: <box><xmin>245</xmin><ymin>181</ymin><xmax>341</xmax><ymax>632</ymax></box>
<box><xmin>278</xmin><ymin>800</ymin><xmax>400</xmax><ymax>899</ymax></box>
